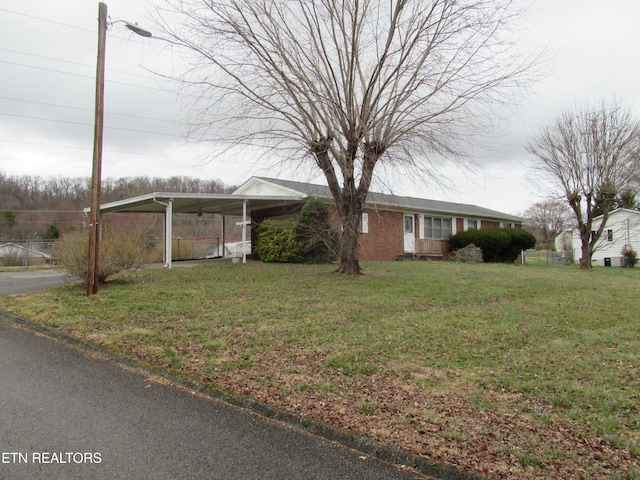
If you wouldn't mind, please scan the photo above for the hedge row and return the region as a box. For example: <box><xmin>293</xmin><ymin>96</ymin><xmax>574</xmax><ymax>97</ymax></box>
<box><xmin>449</xmin><ymin>228</ymin><xmax>536</xmax><ymax>263</ymax></box>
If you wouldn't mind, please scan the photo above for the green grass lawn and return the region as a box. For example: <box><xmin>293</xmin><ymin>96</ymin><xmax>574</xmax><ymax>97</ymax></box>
<box><xmin>1</xmin><ymin>261</ymin><xmax>638</xmax><ymax>479</ymax></box>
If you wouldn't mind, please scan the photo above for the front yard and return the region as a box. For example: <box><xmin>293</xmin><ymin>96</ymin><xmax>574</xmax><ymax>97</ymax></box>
<box><xmin>1</xmin><ymin>261</ymin><xmax>638</xmax><ymax>479</ymax></box>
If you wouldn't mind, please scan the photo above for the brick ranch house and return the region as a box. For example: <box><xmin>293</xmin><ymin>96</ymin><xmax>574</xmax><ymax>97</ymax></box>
<box><xmin>234</xmin><ymin>177</ymin><xmax>524</xmax><ymax>261</ymax></box>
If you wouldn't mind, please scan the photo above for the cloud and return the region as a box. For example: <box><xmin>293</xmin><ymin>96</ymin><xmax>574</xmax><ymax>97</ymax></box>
<box><xmin>1</xmin><ymin>0</ymin><xmax>640</xmax><ymax>215</ymax></box>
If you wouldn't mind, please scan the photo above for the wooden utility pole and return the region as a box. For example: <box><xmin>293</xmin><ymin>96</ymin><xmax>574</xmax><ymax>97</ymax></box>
<box><xmin>87</xmin><ymin>2</ymin><xmax>107</xmax><ymax>295</ymax></box>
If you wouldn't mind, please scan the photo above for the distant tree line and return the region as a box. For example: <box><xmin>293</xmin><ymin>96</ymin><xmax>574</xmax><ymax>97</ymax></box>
<box><xmin>0</xmin><ymin>172</ymin><xmax>236</xmax><ymax>241</ymax></box>
<box><xmin>0</xmin><ymin>172</ymin><xmax>233</xmax><ymax>210</ymax></box>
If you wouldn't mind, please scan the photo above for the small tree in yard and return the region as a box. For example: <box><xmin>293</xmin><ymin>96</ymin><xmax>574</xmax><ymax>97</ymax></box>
<box><xmin>256</xmin><ymin>199</ymin><xmax>338</xmax><ymax>263</ymax></box>
<box><xmin>523</xmin><ymin>200</ymin><xmax>571</xmax><ymax>249</ymax></box>
<box><xmin>55</xmin><ymin>229</ymin><xmax>148</xmax><ymax>284</ymax></box>
<box><xmin>622</xmin><ymin>245</ymin><xmax>638</xmax><ymax>268</ymax></box>
<box><xmin>297</xmin><ymin>199</ymin><xmax>338</xmax><ymax>263</ymax></box>
<box><xmin>156</xmin><ymin>0</ymin><xmax>537</xmax><ymax>275</ymax></box>
<box><xmin>527</xmin><ymin>102</ymin><xmax>640</xmax><ymax>270</ymax></box>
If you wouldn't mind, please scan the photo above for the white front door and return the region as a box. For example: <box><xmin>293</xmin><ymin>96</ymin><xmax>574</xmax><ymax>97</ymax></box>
<box><xmin>403</xmin><ymin>214</ymin><xmax>415</xmax><ymax>253</ymax></box>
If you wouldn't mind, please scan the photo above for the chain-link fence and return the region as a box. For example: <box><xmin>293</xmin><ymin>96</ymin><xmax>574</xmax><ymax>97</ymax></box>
<box><xmin>521</xmin><ymin>249</ymin><xmax>572</xmax><ymax>266</ymax></box>
<box><xmin>0</xmin><ymin>240</ymin><xmax>59</xmax><ymax>267</ymax></box>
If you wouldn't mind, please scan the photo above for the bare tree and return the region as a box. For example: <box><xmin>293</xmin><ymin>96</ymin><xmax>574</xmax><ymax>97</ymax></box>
<box><xmin>527</xmin><ymin>103</ymin><xmax>640</xmax><ymax>269</ymax></box>
<box><xmin>156</xmin><ymin>0</ymin><xmax>537</xmax><ymax>274</ymax></box>
<box><xmin>523</xmin><ymin>199</ymin><xmax>571</xmax><ymax>249</ymax></box>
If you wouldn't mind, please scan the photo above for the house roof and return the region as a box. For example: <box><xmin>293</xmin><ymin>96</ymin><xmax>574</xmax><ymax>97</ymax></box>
<box><xmin>244</xmin><ymin>177</ymin><xmax>524</xmax><ymax>222</ymax></box>
<box><xmin>84</xmin><ymin>192</ymin><xmax>306</xmax><ymax>216</ymax></box>
<box><xmin>593</xmin><ymin>207</ymin><xmax>640</xmax><ymax>221</ymax></box>
<box><xmin>87</xmin><ymin>176</ymin><xmax>522</xmax><ymax>223</ymax></box>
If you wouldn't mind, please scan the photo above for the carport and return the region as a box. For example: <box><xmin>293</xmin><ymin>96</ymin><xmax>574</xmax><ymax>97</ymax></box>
<box><xmin>83</xmin><ymin>192</ymin><xmax>306</xmax><ymax>268</ymax></box>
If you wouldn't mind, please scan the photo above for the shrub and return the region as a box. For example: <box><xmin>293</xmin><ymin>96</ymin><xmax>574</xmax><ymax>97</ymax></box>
<box><xmin>0</xmin><ymin>246</ymin><xmax>24</xmax><ymax>267</ymax></box>
<box><xmin>449</xmin><ymin>228</ymin><xmax>536</xmax><ymax>263</ymax></box>
<box><xmin>256</xmin><ymin>219</ymin><xmax>303</xmax><ymax>263</ymax></box>
<box><xmin>446</xmin><ymin>243</ymin><xmax>483</xmax><ymax>263</ymax></box>
<box><xmin>502</xmin><ymin>228</ymin><xmax>537</xmax><ymax>262</ymax></box>
<box><xmin>256</xmin><ymin>199</ymin><xmax>338</xmax><ymax>264</ymax></box>
<box><xmin>55</xmin><ymin>229</ymin><xmax>149</xmax><ymax>284</ymax></box>
<box><xmin>622</xmin><ymin>245</ymin><xmax>638</xmax><ymax>267</ymax></box>
<box><xmin>297</xmin><ymin>198</ymin><xmax>338</xmax><ymax>263</ymax></box>
<box><xmin>450</xmin><ymin>229</ymin><xmax>510</xmax><ymax>262</ymax></box>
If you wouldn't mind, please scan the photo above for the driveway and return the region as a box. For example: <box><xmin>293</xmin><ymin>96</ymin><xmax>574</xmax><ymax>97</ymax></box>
<box><xmin>0</xmin><ymin>319</ymin><xmax>429</xmax><ymax>480</ymax></box>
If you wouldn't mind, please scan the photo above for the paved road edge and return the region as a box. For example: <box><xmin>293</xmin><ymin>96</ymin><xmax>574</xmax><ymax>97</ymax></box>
<box><xmin>0</xmin><ymin>310</ymin><xmax>484</xmax><ymax>480</ymax></box>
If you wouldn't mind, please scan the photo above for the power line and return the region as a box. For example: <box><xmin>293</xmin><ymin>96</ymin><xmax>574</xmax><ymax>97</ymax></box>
<box><xmin>1</xmin><ymin>59</ymin><xmax>169</xmax><ymax>93</ymax></box>
<box><xmin>0</xmin><ymin>47</ymin><xmax>154</xmax><ymax>81</ymax></box>
<box><xmin>0</xmin><ymin>138</ymin><xmax>199</xmax><ymax>161</ymax></box>
<box><xmin>0</xmin><ymin>7</ymin><xmax>94</xmax><ymax>33</ymax></box>
<box><xmin>0</xmin><ymin>7</ymin><xmax>161</xmax><ymax>49</ymax></box>
<box><xmin>0</xmin><ymin>112</ymin><xmax>183</xmax><ymax>138</ymax></box>
<box><xmin>0</xmin><ymin>96</ymin><xmax>174</xmax><ymax>123</ymax></box>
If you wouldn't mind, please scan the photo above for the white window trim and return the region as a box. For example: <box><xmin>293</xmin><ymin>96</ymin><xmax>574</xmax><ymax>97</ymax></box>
<box><xmin>464</xmin><ymin>218</ymin><xmax>479</xmax><ymax>231</ymax></box>
<box><xmin>361</xmin><ymin>213</ymin><xmax>369</xmax><ymax>234</ymax></box>
<box><xmin>421</xmin><ymin>215</ymin><xmax>453</xmax><ymax>240</ymax></box>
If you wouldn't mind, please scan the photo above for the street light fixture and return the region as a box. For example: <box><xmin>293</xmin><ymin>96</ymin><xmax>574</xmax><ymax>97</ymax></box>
<box><xmin>87</xmin><ymin>2</ymin><xmax>151</xmax><ymax>296</ymax></box>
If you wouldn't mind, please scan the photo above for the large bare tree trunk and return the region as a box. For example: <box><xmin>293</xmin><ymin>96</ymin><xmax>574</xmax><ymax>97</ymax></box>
<box><xmin>337</xmin><ymin>201</ymin><xmax>363</xmax><ymax>275</ymax></box>
<box><xmin>579</xmin><ymin>231</ymin><xmax>593</xmax><ymax>270</ymax></box>
<box><xmin>319</xmin><ymin>143</ymin><xmax>379</xmax><ymax>275</ymax></box>
<box><xmin>158</xmin><ymin>0</ymin><xmax>539</xmax><ymax>274</ymax></box>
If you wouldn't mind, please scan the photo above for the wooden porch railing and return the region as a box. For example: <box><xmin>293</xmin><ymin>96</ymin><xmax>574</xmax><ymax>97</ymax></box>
<box><xmin>414</xmin><ymin>238</ymin><xmax>445</xmax><ymax>255</ymax></box>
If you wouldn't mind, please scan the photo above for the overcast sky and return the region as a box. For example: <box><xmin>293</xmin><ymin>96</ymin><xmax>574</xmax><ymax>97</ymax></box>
<box><xmin>1</xmin><ymin>0</ymin><xmax>639</xmax><ymax>215</ymax></box>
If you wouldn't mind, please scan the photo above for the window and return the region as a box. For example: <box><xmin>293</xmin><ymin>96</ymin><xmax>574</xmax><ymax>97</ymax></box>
<box><xmin>424</xmin><ymin>216</ymin><xmax>452</xmax><ymax>239</ymax></box>
<box><xmin>607</xmin><ymin>229</ymin><xmax>613</xmax><ymax>242</ymax></box>
<box><xmin>360</xmin><ymin>213</ymin><xmax>369</xmax><ymax>234</ymax></box>
<box><xmin>404</xmin><ymin>215</ymin><xmax>414</xmax><ymax>234</ymax></box>
<box><xmin>467</xmin><ymin>219</ymin><xmax>478</xmax><ymax>231</ymax></box>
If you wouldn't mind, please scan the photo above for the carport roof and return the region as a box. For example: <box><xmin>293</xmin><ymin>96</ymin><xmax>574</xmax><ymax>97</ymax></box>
<box><xmin>84</xmin><ymin>192</ymin><xmax>307</xmax><ymax>216</ymax></box>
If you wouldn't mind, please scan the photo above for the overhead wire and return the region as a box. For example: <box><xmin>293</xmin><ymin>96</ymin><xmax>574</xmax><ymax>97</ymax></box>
<box><xmin>0</xmin><ymin>7</ymin><xmax>94</xmax><ymax>33</ymax></box>
<box><xmin>0</xmin><ymin>6</ymin><xmax>188</xmax><ymax>155</ymax></box>
<box><xmin>0</xmin><ymin>6</ymin><xmax>247</xmax><ymax>173</ymax></box>
<box><xmin>0</xmin><ymin>96</ymin><xmax>174</xmax><ymax>123</ymax></box>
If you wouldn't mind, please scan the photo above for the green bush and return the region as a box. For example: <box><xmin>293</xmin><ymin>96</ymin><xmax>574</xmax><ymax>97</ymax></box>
<box><xmin>55</xmin><ymin>229</ymin><xmax>149</xmax><ymax>284</ymax></box>
<box><xmin>256</xmin><ymin>219</ymin><xmax>303</xmax><ymax>263</ymax></box>
<box><xmin>450</xmin><ymin>229</ymin><xmax>510</xmax><ymax>262</ymax></box>
<box><xmin>256</xmin><ymin>199</ymin><xmax>338</xmax><ymax>264</ymax></box>
<box><xmin>503</xmin><ymin>228</ymin><xmax>537</xmax><ymax>262</ymax></box>
<box><xmin>297</xmin><ymin>198</ymin><xmax>338</xmax><ymax>263</ymax></box>
<box><xmin>622</xmin><ymin>245</ymin><xmax>638</xmax><ymax>267</ymax></box>
<box><xmin>450</xmin><ymin>228</ymin><xmax>536</xmax><ymax>263</ymax></box>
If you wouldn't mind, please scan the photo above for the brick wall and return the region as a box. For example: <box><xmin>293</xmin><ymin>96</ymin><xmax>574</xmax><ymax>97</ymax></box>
<box><xmin>327</xmin><ymin>207</ymin><xmax>404</xmax><ymax>261</ymax></box>
<box><xmin>359</xmin><ymin>209</ymin><xmax>404</xmax><ymax>261</ymax></box>
<box><xmin>251</xmin><ymin>203</ymin><xmax>521</xmax><ymax>262</ymax></box>
<box><xmin>480</xmin><ymin>220</ymin><xmax>500</xmax><ymax>229</ymax></box>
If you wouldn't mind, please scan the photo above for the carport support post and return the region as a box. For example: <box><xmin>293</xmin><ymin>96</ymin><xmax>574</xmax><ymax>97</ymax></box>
<box><xmin>235</xmin><ymin>201</ymin><xmax>249</xmax><ymax>263</ymax></box>
<box><xmin>165</xmin><ymin>199</ymin><xmax>173</xmax><ymax>268</ymax></box>
<box><xmin>242</xmin><ymin>200</ymin><xmax>247</xmax><ymax>264</ymax></box>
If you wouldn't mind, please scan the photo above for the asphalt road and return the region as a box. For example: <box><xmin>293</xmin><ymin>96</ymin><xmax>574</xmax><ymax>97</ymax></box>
<box><xmin>0</xmin><ymin>320</ymin><xmax>427</xmax><ymax>480</ymax></box>
<box><xmin>0</xmin><ymin>269</ymin><xmax>72</xmax><ymax>296</ymax></box>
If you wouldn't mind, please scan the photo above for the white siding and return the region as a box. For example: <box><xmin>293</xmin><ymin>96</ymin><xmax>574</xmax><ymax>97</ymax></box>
<box><xmin>571</xmin><ymin>209</ymin><xmax>640</xmax><ymax>267</ymax></box>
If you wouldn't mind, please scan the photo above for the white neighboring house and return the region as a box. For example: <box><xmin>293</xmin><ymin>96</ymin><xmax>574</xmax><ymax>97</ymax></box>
<box><xmin>569</xmin><ymin>208</ymin><xmax>640</xmax><ymax>267</ymax></box>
